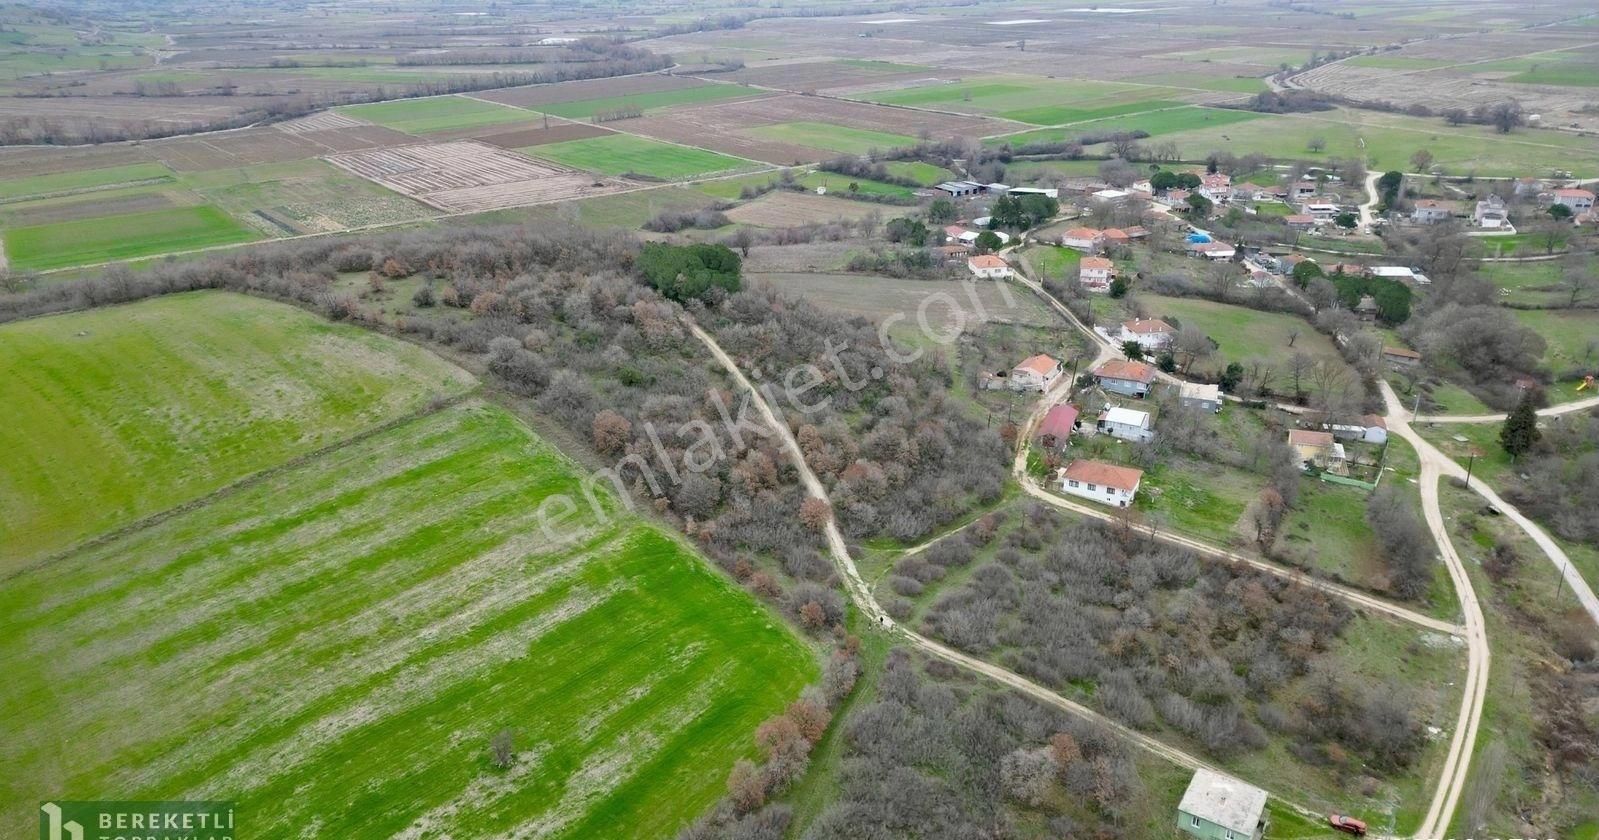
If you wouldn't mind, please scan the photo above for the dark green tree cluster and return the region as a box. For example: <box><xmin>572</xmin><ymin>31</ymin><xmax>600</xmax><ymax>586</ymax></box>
<box><xmin>1329</xmin><ymin>271</ymin><xmax>1412</xmax><ymax>324</ymax></box>
<box><xmin>637</xmin><ymin>242</ymin><xmax>741</xmax><ymax>304</ymax></box>
<box><xmin>1376</xmin><ymin>171</ymin><xmax>1403</xmax><ymax>209</ymax></box>
<box><xmin>1149</xmin><ymin>170</ymin><xmax>1202</xmax><ymax>192</ymax></box>
<box><xmin>884</xmin><ymin>216</ymin><xmax>930</xmax><ymax>245</ymax></box>
<box><xmin>988</xmin><ymin>193</ymin><xmax>1059</xmax><ymax>230</ymax></box>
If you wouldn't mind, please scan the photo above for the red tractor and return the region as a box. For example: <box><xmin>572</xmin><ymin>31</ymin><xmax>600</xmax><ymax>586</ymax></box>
<box><xmin>1328</xmin><ymin>814</ymin><xmax>1368</xmax><ymax>836</ymax></box>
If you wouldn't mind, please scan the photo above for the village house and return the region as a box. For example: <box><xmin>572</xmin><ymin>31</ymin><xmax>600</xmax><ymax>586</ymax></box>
<box><xmin>1092</xmin><ymin>359</ymin><xmax>1157</xmax><ymax>397</ymax></box>
<box><xmin>1036</xmin><ymin>404</ymin><xmax>1080</xmax><ymax>448</ymax></box>
<box><xmin>1198</xmin><ymin>173</ymin><xmax>1233</xmax><ymax>204</ymax></box>
<box><xmin>934</xmin><ymin>180</ymin><xmax>983</xmax><ymax>198</ymax></box>
<box><xmin>1299</xmin><ymin>202</ymin><xmax>1342</xmax><ymax>221</ymax></box>
<box><xmin>1474</xmin><ymin>195</ymin><xmax>1509</xmax><ymax>229</ymax></box>
<box><xmin>1411</xmin><ymin>199</ymin><xmax>1452</xmax><ymax>224</ymax></box>
<box><xmin>1284</xmin><ymin>213</ymin><xmax>1316</xmax><ymax>231</ymax></box>
<box><xmin>1079</xmin><ymin>256</ymin><xmax>1115</xmax><ymax>291</ymax></box>
<box><xmin>1010</xmin><ymin>354</ymin><xmax>1063</xmax><ymax>392</ymax></box>
<box><xmin>1092</xmin><ymin>188</ymin><xmax>1130</xmax><ymax>204</ymax></box>
<box><xmin>968</xmin><ymin>254</ymin><xmax>1013</xmax><ymax>279</ymax></box>
<box><xmin>1383</xmin><ymin>346</ymin><xmax>1422</xmax><ymax>368</ymax></box>
<box><xmin>1008</xmin><ymin>186</ymin><xmax>1059</xmax><ymax>199</ymax></box>
<box><xmin>1177</xmin><ymin>769</ymin><xmax>1267</xmax><ymax>840</ymax></box>
<box><xmin>1058</xmin><ymin>459</ymin><xmax>1142</xmax><ymax>508</ymax></box>
<box><xmin>1098</xmin><ymin>406</ymin><xmax>1154</xmax><ymax>443</ymax></box>
<box><xmin>1061</xmin><ymin>227</ymin><xmax>1106</xmax><ymax>252</ymax></box>
<box><xmin>1355</xmin><ymin>294</ymin><xmax>1379</xmax><ymax>321</ymax></box>
<box><xmin>1326</xmin><ymin>413</ymin><xmax>1388</xmax><ymax>444</ymax></box>
<box><xmin>1552</xmin><ymin>188</ymin><xmax>1595</xmax><ymax>213</ymax></box>
<box><xmin>1164</xmin><ymin>188</ymin><xmax>1192</xmax><ymax>206</ymax></box>
<box><xmin>1371</xmin><ymin>264</ymin><xmax>1430</xmax><ymax>285</ymax></box>
<box><xmin>1101</xmin><ymin>227</ymin><xmax>1131</xmax><ymax>247</ymax></box>
<box><xmin>1119</xmin><ymin>318</ymin><xmax>1175</xmax><ymax>350</ymax></box>
<box><xmin>943</xmin><ymin>224</ymin><xmax>970</xmax><ymax>244</ymax></box>
<box><xmin>1187</xmin><ymin>240</ymin><xmax>1237</xmax><ymax>261</ymax></box>
<box><xmin>1178</xmin><ymin>381</ymin><xmax>1223</xmax><ymax>413</ymax></box>
<box><xmin>934</xmin><ymin>243</ymin><xmax>972</xmax><ymax>263</ymax></box>
<box><xmin>1289</xmin><ymin>429</ymin><xmax>1344</xmax><ymax>472</ymax></box>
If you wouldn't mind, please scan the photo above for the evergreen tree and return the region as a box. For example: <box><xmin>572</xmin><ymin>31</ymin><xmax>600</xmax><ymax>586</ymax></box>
<box><xmin>1499</xmin><ymin>394</ymin><xmax>1540</xmax><ymax>458</ymax></box>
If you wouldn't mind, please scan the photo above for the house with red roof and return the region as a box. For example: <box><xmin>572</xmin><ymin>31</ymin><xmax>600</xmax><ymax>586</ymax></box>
<box><xmin>1061</xmin><ymin>227</ymin><xmax>1106</xmax><ymax>252</ymax></box>
<box><xmin>1058</xmin><ymin>459</ymin><xmax>1143</xmax><ymax>507</ymax></box>
<box><xmin>1079</xmin><ymin>256</ymin><xmax>1114</xmax><ymax>291</ymax></box>
<box><xmin>1036</xmin><ymin>404</ymin><xmax>1080</xmax><ymax>448</ymax></box>
<box><xmin>1010</xmin><ymin>354</ymin><xmax>1063</xmax><ymax>392</ymax></box>
<box><xmin>1553</xmin><ymin>188</ymin><xmax>1595</xmax><ymax>214</ymax></box>
<box><xmin>968</xmin><ymin>254</ymin><xmax>1013</xmax><ymax>279</ymax></box>
<box><xmin>1119</xmin><ymin>318</ymin><xmax>1175</xmax><ymax>351</ymax></box>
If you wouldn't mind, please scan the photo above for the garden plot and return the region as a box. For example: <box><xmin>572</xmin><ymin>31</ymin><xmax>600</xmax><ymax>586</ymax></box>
<box><xmin>723</xmin><ymin>191</ymin><xmax>888</xmax><ymax>227</ymax></box>
<box><xmin>275</xmin><ymin>110</ymin><xmax>368</xmax><ymax>133</ymax></box>
<box><xmin>324</xmin><ymin>141</ymin><xmax>620</xmax><ymax>213</ymax></box>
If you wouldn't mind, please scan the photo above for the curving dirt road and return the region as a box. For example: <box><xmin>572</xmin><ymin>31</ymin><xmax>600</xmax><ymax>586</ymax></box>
<box><xmin>1418</xmin><ymin>394</ymin><xmax>1599</xmax><ymax>424</ymax></box>
<box><xmin>685</xmin><ymin>318</ymin><xmax>1329</xmax><ymax>820</ymax></box>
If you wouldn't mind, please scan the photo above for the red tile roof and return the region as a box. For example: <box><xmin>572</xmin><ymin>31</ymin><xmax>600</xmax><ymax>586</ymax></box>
<box><xmin>1081</xmin><ymin>256</ymin><xmax>1114</xmax><ymax>270</ymax></box>
<box><xmin>1063</xmin><ymin>459</ymin><xmax>1143</xmax><ymax>492</ymax></box>
<box><xmin>1038</xmin><ymin>404</ymin><xmax>1080</xmax><ymax>439</ymax></box>
<box><xmin>1063</xmin><ymin>227</ymin><xmax>1103</xmax><ymax>239</ymax></box>
<box><xmin>1289</xmin><ymin>429</ymin><xmax>1334</xmax><ymax>447</ymax></box>
<box><xmin>1093</xmin><ymin>359</ymin><xmax>1156</xmax><ymax>383</ymax></box>
<box><xmin>969</xmin><ymin>254</ymin><xmax>1008</xmax><ymax>269</ymax></box>
<box><xmin>1122</xmin><ymin>318</ymin><xmax>1173</xmax><ymax>334</ymax></box>
<box><xmin>1015</xmin><ymin>354</ymin><xmax>1060</xmax><ymax>376</ymax></box>
<box><xmin>1554</xmin><ymin>188</ymin><xmax>1595</xmax><ymax>199</ymax></box>
<box><xmin>1383</xmin><ymin>346</ymin><xmax>1421</xmax><ymax>359</ymax></box>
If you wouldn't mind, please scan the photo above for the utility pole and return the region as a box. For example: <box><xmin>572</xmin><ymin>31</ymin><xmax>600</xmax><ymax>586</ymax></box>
<box><xmin>1464</xmin><ymin>451</ymin><xmax>1475</xmax><ymax>488</ymax></box>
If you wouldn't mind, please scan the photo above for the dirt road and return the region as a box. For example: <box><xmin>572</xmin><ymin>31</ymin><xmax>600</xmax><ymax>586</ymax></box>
<box><xmin>1419</xmin><ymin>394</ymin><xmax>1599</xmax><ymax>423</ymax></box>
<box><xmin>685</xmin><ymin>318</ymin><xmax>1329</xmax><ymax>819</ymax></box>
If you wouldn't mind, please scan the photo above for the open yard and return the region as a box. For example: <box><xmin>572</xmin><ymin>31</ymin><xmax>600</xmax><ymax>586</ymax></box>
<box><xmin>1137</xmin><ymin>294</ymin><xmax>1353</xmax><ymax>379</ymax></box>
<box><xmin>523</xmin><ymin>133</ymin><xmax>755</xmax><ymax>181</ymax></box>
<box><xmin>1509</xmin><ymin>308</ymin><xmax>1599</xmax><ymax>383</ymax></box>
<box><xmin>747</xmin><ymin>272</ymin><xmax>1057</xmax><ymax>329</ymax></box>
<box><xmin>0</xmin><ymin>401</ymin><xmax>816</xmax><ymax>839</ymax></box>
<box><xmin>338</xmin><ymin>95</ymin><xmax>536</xmax><ymax>135</ymax></box>
<box><xmin>3</xmin><ymin>203</ymin><xmax>259</xmax><ymax>270</ymax></box>
<box><xmin>0</xmin><ymin>292</ymin><xmax>475</xmax><ymax>570</ymax></box>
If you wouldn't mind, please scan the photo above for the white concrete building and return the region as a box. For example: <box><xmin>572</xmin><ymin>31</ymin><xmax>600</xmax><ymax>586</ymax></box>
<box><xmin>1098</xmin><ymin>406</ymin><xmax>1155</xmax><ymax>443</ymax></box>
<box><xmin>1058</xmin><ymin>459</ymin><xmax>1143</xmax><ymax>508</ymax></box>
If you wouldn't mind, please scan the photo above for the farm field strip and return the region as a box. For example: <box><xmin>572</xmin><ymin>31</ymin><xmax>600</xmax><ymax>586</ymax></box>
<box><xmin>521</xmin><ymin>133</ymin><xmax>758</xmax><ymax>181</ymax></box>
<box><xmin>0</xmin><ymin>292</ymin><xmax>475</xmax><ymax>570</ymax></box>
<box><xmin>2</xmin><ymin>204</ymin><xmax>260</xmax><ymax>271</ymax></box>
<box><xmin>528</xmin><ymin>82</ymin><xmax>762</xmax><ymax>118</ymax></box>
<box><xmin>0</xmin><ymin>400</ymin><xmax>817</xmax><ymax>839</ymax></box>
<box><xmin>337</xmin><ymin>95</ymin><xmax>536</xmax><ymax>135</ymax></box>
<box><xmin>0</xmin><ymin>161</ymin><xmax>174</xmax><ymax>201</ymax></box>
<box><xmin>325</xmin><ymin>141</ymin><xmax>620</xmax><ymax>213</ymax></box>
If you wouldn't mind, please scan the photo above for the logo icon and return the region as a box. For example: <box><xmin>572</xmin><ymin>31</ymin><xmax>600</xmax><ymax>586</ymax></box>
<box><xmin>40</xmin><ymin>803</ymin><xmax>82</xmax><ymax>840</ymax></box>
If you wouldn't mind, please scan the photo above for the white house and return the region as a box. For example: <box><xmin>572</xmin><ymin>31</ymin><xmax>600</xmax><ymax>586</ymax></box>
<box><xmin>1198</xmin><ymin>173</ymin><xmax>1233</xmax><ymax>203</ymax></box>
<box><xmin>1474</xmin><ymin>195</ymin><xmax>1509</xmax><ymax>229</ymax></box>
<box><xmin>1058</xmin><ymin>459</ymin><xmax>1143</xmax><ymax>508</ymax></box>
<box><xmin>1061</xmin><ymin>227</ymin><xmax>1106</xmax><ymax>252</ymax></box>
<box><xmin>1299</xmin><ymin>202</ymin><xmax>1342</xmax><ymax>221</ymax></box>
<box><xmin>1187</xmin><ymin>241</ymin><xmax>1236</xmax><ymax>261</ymax></box>
<box><xmin>1326</xmin><ymin>413</ymin><xmax>1388</xmax><ymax>444</ymax></box>
<box><xmin>1178</xmin><ymin>381</ymin><xmax>1223</xmax><ymax>413</ymax></box>
<box><xmin>1093</xmin><ymin>188</ymin><xmax>1130</xmax><ymax>204</ymax></box>
<box><xmin>1553</xmin><ymin>188</ymin><xmax>1595</xmax><ymax>213</ymax></box>
<box><xmin>1411</xmin><ymin>199</ymin><xmax>1452</xmax><ymax>224</ymax></box>
<box><xmin>1098</xmin><ymin>406</ymin><xmax>1154</xmax><ymax>443</ymax></box>
<box><xmin>1119</xmin><ymin>318</ymin><xmax>1175</xmax><ymax>350</ymax></box>
<box><xmin>1009</xmin><ymin>354</ymin><xmax>1063</xmax><ymax>392</ymax></box>
<box><xmin>1079</xmin><ymin>256</ymin><xmax>1114</xmax><ymax>291</ymax></box>
<box><xmin>968</xmin><ymin>254</ymin><xmax>1013</xmax><ymax>279</ymax></box>
<box><xmin>1370</xmin><ymin>265</ymin><xmax>1430</xmax><ymax>285</ymax></box>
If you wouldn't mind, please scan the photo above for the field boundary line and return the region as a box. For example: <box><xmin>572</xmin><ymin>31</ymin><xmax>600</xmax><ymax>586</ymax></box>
<box><xmin>3</xmin><ymin>389</ymin><xmax>478</xmax><ymax>583</ymax></box>
<box><xmin>0</xmin><ymin>176</ymin><xmax>176</xmax><ymax>206</ymax></box>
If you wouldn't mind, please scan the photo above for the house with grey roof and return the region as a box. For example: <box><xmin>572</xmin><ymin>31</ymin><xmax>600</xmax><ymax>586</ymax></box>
<box><xmin>1177</xmin><ymin>769</ymin><xmax>1268</xmax><ymax>840</ymax></box>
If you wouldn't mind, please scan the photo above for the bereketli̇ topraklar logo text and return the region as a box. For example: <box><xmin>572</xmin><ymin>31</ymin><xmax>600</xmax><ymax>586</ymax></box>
<box><xmin>40</xmin><ymin>801</ymin><xmax>234</xmax><ymax>840</ymax></box>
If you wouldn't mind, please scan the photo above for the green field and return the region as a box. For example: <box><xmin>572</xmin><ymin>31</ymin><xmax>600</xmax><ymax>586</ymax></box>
<box><xmin>1148</xmin><ymin>107</ymin><xmax>1599</xmax><ymax>176</ymax></box>
<box><xmin>1131</xmin><ymin>73</ymin><xmax>1269</xmax><ymax>94</ymax></box>
<box><xmin>523</xmin><ymin>134</ymin><xmax>753</xmax><ymax>180</ymax></box>
<box><xmin>991</xmin><ymin>105</ymin><xmax>1263</xmax><ymax>147</ymax></box>
<box><xmin>0</xmin><ymin>162</ymin><xmax>172</xmax><ymax>200</ymax></box>
<box><xmin>531</xmin><ymin>83</ymin><xmax>758</xmax><ymax>118</ymax></box>
<box><xmin>882</xmin><ymin>160</ymin><xmax>953</xmax><ymax>185</ymax></box>
<box><xmin>4</xmin><ymin>204</ymin><xmax>259</xmax><ymax>270</ymax></box>
<box><xmin>338</xmin><ymin>95</ymin><xmax>534</xmax><ymax>134</ymax></box>
<box><xmin>0</xmin><ymin>292</ymin><xmax>475</xmax><ymax>569</ymax></box>
<box><xmin>1509</xmin><ymin>308</ymin><xmax>1599</xmax><ymax>378</ymax></box>
<box><xmin>744</xmin><ymin>121</ymin><xmax>916</xmax><ymax>154</ymax></box>
<box><xmin>1139</xmin><ymin>294</ymin><xmax>1353</xmax><ymax>378</ymax></box>
<box><xmin>856</xmin><ymin>76</ymin><xmax>1181</xmax><ymax>124</ymax></box>
<box><xmin>0</xmin><ymin>400</ymin><xmax>816</xmax><ymax>838</ymax></box>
